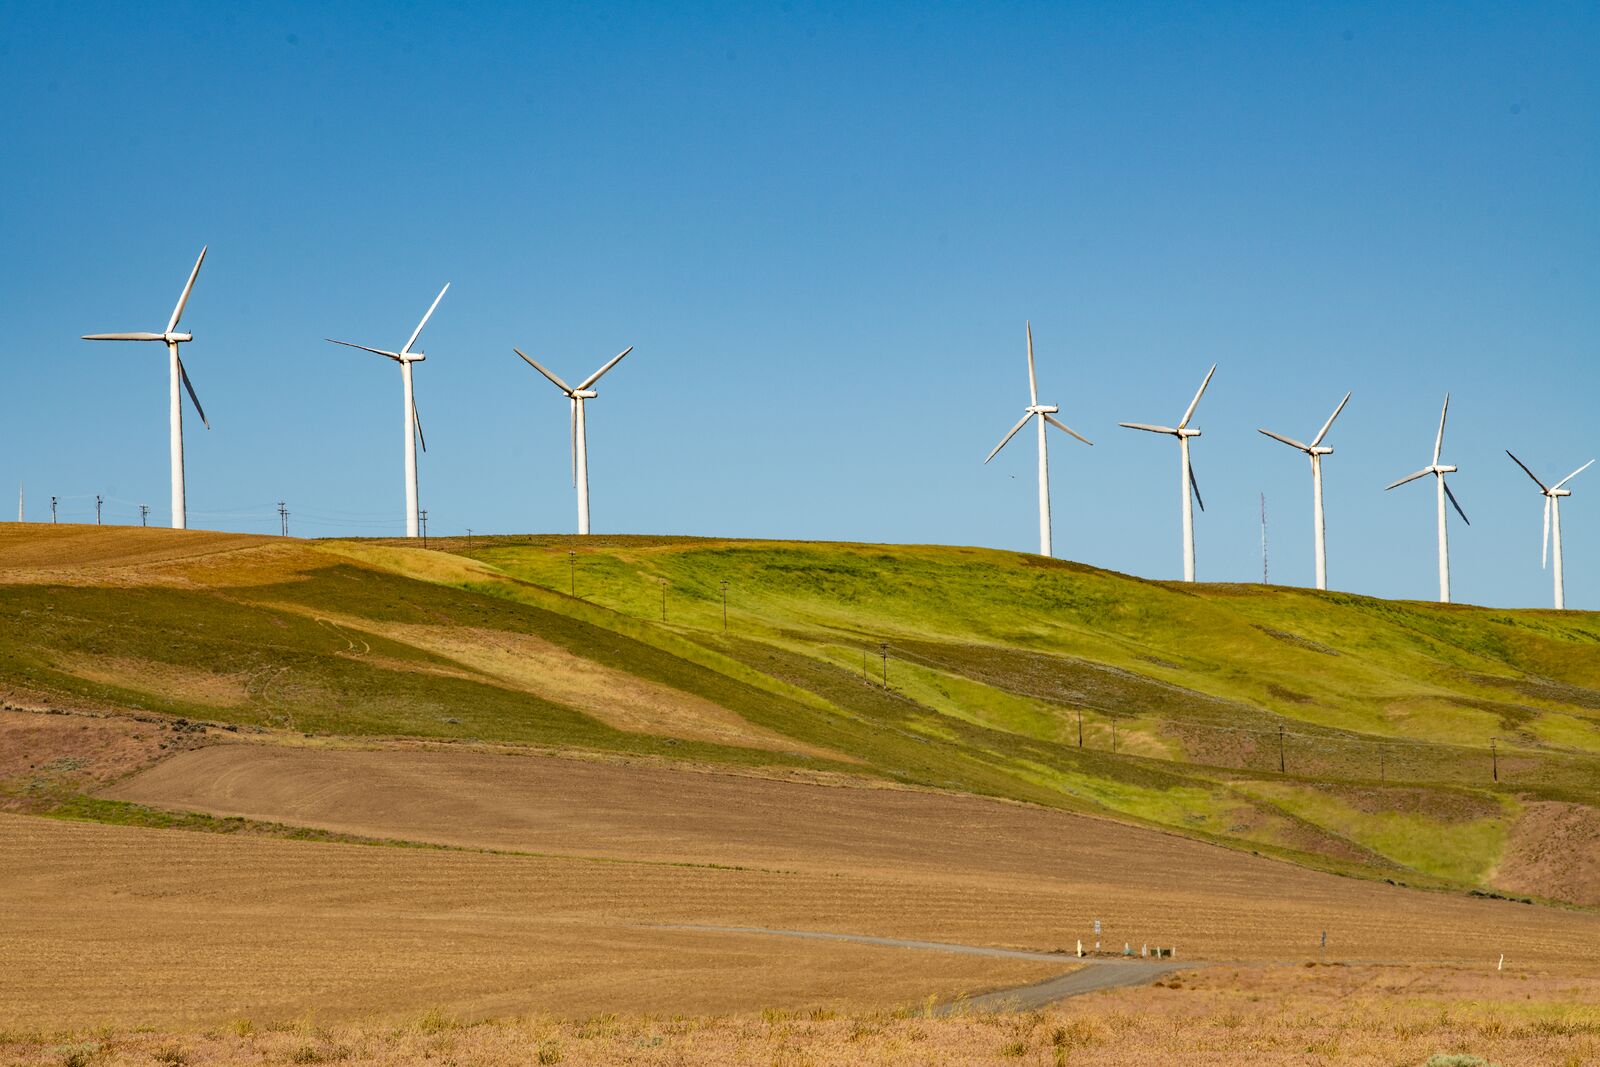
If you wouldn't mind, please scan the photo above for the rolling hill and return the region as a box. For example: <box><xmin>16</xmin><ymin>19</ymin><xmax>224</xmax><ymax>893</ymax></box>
<box><xmin>3</xmin><ymin>523</ymin><xmax>1599</xmax><ymax>905</ymax></box>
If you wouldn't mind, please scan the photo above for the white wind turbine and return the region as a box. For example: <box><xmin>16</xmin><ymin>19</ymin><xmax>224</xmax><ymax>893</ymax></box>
<box><xmin>1506</xmin><ymin>451</ymin><xmax>1593</xmax><ymax>610</ymax></box>
<box><xmin>1120</xmin><ymin>364</ymin><xmax>1216</xmax><ymax>582</ymax></box>
<box><xmin>82</xmin><ymin>246</ymin><xmax>211</xmax><ymax>530</ymax></box>
<box><xmin>1385</xmin><ymin>394</ymin><xmax>1469</xmax><ymax>603</ymax></box>
<box><xmin>326</xmin><ymin>284</ymin><xmax>449</xmax><ymax>539</ymax></box>
<box><xmin>513</xmin><ymin>344</ymin><xmax>635</xmax><ymax>535</ymax></box>
<box><xmin>1258</xmin><ymin>391</ymin><xmax>1351</xmax><ymax>591</ymax></box>
<box><xmin>983</xmin><ymin>322</ymin><xmax>1092</xmax><ymax>557</ymax></box>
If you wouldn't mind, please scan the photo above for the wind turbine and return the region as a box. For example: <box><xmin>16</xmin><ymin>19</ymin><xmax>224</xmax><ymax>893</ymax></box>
<box><xmin>983</xmin><ymin>322</ymin><xmax>1092</xmax><ymax>557</ymax></box>
<box><xmin>1506</xmin><ymin>451</ymin><xmax>1593</xmax><ymax>610</ymax></box>
<box><xmin>1120</xmin><ymin>364</ymin><xmax>1216</xmax><ymax>582</ymax></box>
<box><xmin>326</xmin><ymin>284</ymin><xmax>449</xmax><ymax>538</ymax></box>
<box><xmin>1258</xmin><ymin>391</ymin><xmax>1351</xmax><ymax>591</ymax></box>
<box><xmin>1385</xmin><ymin>394</ymin><xmax>1469</xmax><ymax>603</ymax></box>
<box><xmin>82</xmin><ymin>246</ymin><xmax>211</xmax><ymax>530</ymax></box>
<box><xmin>512</xmin><ymin>343</ymin><xmax>635</xmax><ymax>535</ymax></box>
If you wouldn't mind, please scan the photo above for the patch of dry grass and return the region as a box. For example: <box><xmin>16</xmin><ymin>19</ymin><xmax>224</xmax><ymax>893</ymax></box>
<box><xmin>2</xmin><ymin>965</ymin><xmax>1594</xmax><ymax>1066</ymax></box>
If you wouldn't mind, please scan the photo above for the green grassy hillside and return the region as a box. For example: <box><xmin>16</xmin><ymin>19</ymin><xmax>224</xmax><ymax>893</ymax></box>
<box><xmin>4</xmin><ymin>525</ymin><xmax>1599</xmax><ymax>902</ymax></box>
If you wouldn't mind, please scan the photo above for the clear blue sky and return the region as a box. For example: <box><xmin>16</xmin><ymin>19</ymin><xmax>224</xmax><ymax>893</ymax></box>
<box><xmin>2</xmin><ymin>2</ymin><xmax>1597</xmax><ymax>608</ymax></box>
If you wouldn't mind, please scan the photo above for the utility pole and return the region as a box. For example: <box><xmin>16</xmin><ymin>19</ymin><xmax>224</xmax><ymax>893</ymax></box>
<box><xmin>720</xmin><ymin>578</ymin><xmax>729</xmax><ymax>632</ymax></box>
<box><xmin>1260</xmin><ymin>492</ymin><xmax>1269</xmax><ymax>584</ymax></box>
<box><xmin>419</xmin><ymin>509</ymin><xmax>429</xmax><ymax>548</ymax></box>
<box><xmin>879</xmin><ymin>642</ymin><xmax>889</xmax><ymax>690</ymax></box>
<box><xmin>1077</xmin><ymin>708</ymin><xmax>1083</xmax><ymax>748</ymax></box>
<box><xmin>1278</xmin><ymin>723</ymin><xmax>1287</xmax><ymax>774</ymax></box>
<box><xmin>51</xmin><ymin>496</ymin><xmax>58</xmax><ymax>524</ymax></box>
<box><xmin>659</xmin><ymin>578</ymin><xmax>668</xmax><ymax>623</ymax></box>
<box><xmin>95</xmin><ymin>495</ymin><xmax>103</xmax><ymax>526</ymax></box>
<box><xmin>277</xmin><ymin>501</ymin><xmax>288</xmax><ymax>537</ymax></box>
<box><xmin>568</xmin><ymin>549</ymin><xmax>576</xmax><ymax>596</ymax></box>
<box><xmin>465</xmin><ymin>528</ymin><xmax>472</xmax><ymax>549</ymax></box>
<box><xmin>1491</xmin><ymin>737</ymin><xmax>1498</xmax><ymax>783</ymax></box>
<box><xmin>140</xmin><ymin>505</ymin><xmax>150</xmax><ymax>527</ymax></box>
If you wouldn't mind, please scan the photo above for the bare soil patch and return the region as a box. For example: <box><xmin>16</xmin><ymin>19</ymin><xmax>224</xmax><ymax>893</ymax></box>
<box><xmin>1492</xmin><ymin>800</ymin><xmax>1600</xmax><ymax>907</ymax></box>
<box><xmin>0</xmin><ymin>709</ymin><xmax>195</xmax><ymax>813</ymax></box>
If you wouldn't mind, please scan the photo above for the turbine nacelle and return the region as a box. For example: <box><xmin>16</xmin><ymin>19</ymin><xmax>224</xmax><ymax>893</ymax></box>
<box><xmin>1026</xmin><ymin>404</ymin><xmax>1059</xmax><ymax>415</ymax></box>
<box><xmin>166</xmin><ymin>332</ymin><xmax>193</xmax><ymax>344</ymax></box>
<box><xmin>572</xmin><ymin>388</ymin><xmax>599</xmax><ymax>400</ymax></box>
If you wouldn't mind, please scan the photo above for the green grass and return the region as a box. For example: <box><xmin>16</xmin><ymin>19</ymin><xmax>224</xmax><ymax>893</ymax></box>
<box><xmin>6</xmin><ymin>529</ymin><xmax>1600</xmax><ymax>898</ymax></box>
<box><xmin>1237</xmin><ymin>783</ymin><xmax>1515</xmax><ymax>884</ymax></box>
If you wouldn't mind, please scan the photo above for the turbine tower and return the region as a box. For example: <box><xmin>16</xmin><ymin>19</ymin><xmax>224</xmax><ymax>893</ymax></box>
<box><xmin>326</xmin><ymin>284</ymin><xmax>449</xmax><ymax>538</ymax></box>
<box><xmin>1120</xmin><ymin>363</ymin><xmax>1217</xmax><ymax>582</ymax></box>
<box><xmin>82</xmin><ymin>246</ymin><xmax>211</xmax><ymax>530</ymax></box>
<box><xmin>1385</xmin><ymin>394</ymin><xmax>1469</xmax><ymax>603</ymax></box>
<box><xmin>1258</xmin><ymin>391</ymin><xmax>1351</xmax><ymax>591</ymax></box>
<box><xmin>982</xmin><ymin>322</ymin><xmax>1092</xmax><ymax>557</ymax></box>
<box><xmin>513</xmin><ymin>344</ymin><xmax>635</xmax><ymax>535</ymax></box>
<box><xmin>1506</xmin><ymin>451</ymin><xmax>1593</xmax><ymax>610</ymax></box>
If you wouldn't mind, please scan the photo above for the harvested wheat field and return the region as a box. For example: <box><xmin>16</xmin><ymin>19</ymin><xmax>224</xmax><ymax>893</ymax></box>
<box><xmin>101</xmin><ymin>743</ymin><xmax>1600</xmax><ymax>967</ymax></box>
<box><xmin>5</xmin><ymin>740</ymin><xmax>1596</xmax><ymax>1035</ymax></box>
<box><xmin>0</xmin><ymin>815</ymin><xmax>1065</xmax><ymax>1030</ymax></box>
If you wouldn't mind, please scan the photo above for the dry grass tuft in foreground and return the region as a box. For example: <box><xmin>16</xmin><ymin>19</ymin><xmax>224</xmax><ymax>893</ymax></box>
<box><xmin>3</xmin><ymin>965</ymin><xmax>1596</xmax><ymax>1067</ymax></box>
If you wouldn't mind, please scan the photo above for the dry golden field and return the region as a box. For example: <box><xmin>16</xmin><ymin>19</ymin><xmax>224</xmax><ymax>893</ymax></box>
<box><xmin>3</xmin><ymin>964</ymin><xmax>1596</xmax><ymax>1066</ymax></box>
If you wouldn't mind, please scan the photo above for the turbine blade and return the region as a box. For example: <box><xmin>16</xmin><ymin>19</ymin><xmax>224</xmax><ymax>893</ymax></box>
<box><xmin>1552</xmin><ymin>458</ymin><xmax>1596</xmax><ymax>492</ymax></box>
<box><xmin>1119</xmin><ymin>422</ymin><xmax>1179</xmax><ymax>435</ymax></box>
<box><xmin>165</xmin><ymin>246</ymin><xmax>207</xmax><ymax>333</ymax></box>
<box><xmin>1042</xmin><ymin>413</ymin><xmax>1092</xmax><ymax>446</ymax></box>
<box><xmin>514</xmin><ymin>348</ymin><xmax>574</xmax><ymax>393</ymax></box>
<box><xmin>400</xmin><ymin>283</ymin><xmax>450</xmax><ymax>357</ymax></box>
<box><xmin>1189</xmin><ymin>463</ymin><xmax>1205</xmax><ymax>512</ymax></box>
<box><xmin>82</xmin><ymin>332</ymin><xmax>165</xmax><ymax>341</ymax></box>
<box><xmin>327</xmin><ymin>339</ymin><xmax>402</xmax><ymax>361</ymax></box>
<box><xmin>1025</xmin><ymin>322</ymin><xmax>1038</xmax><ymax>407</ymax></box>
<box><xmin>1433</xmin><ymin>393</ymin><xmax>1450</xmax><ymax>465</ymax></box>
<box><xmin>1443</xmin><ymin>479</ymin><xmax>1469</xmax><ymax>525</ymax></box>
<box><xmin>177</xmin><ymin>356</ymin><xmax>209</xmax><ymax>429</ymax></box>
<box><xmin>1505</xmin><ymin>450</ymin><xmax>1549</xmax><ymax>493</ymax></box>
<box><xmin>1384</xmin><ymin>467</ymin><xmax>1433</xmax><ymax>491</ymax></box>
<box><xmin>413</xmin><ymin>401</ymin><xmax>426</xmax><ymax>453</ymax></box>
<box><xmin>1177</xmin><ymin>363</ymin><xmax>1216</xmax><ymax>429</ymax></box>
<box><xmin>984</xmin><ymin>412</ymin><xmax>1033</xmax><ymax>464</ymax></box>
<box><xmin>1257</xmin><ymin>428</ymin><xmax>1310</xmax><ymax>452</ymax></box>
<box><xmin>1543</xmin><ymin>496</ymin><xmax>1551</xmax><ymax>569</ymax></box>
<box><xmin>1310</xmin><ymin>390</ymin><xmax>1351</xmax><ymax>447</ymax></box>
<box><xmin>577</xmin><ymin>345</ymin><xmax>634</xmax><ymax>390</ymax></box>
